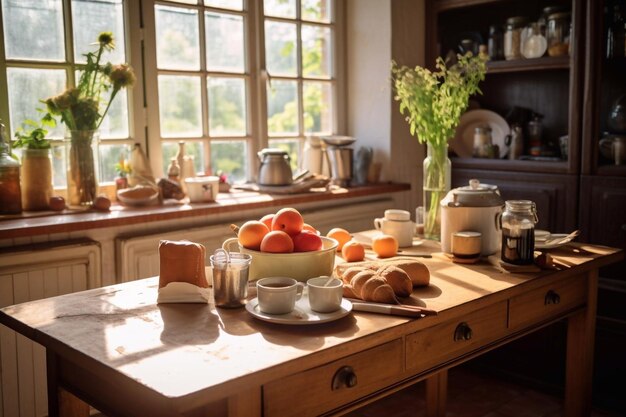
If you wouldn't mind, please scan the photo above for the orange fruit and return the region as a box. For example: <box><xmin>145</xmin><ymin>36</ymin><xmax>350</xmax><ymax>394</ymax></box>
<box><xmin>372</xmin><ymin>234</ymin><xmax>399</xmax><ymax>258</ymax></box>
<box><xmin>238</xmin><ymin>221</ymin><xmax>270</xmax><ymax>250</ymax></box>
<box><xmin>260</xmin><ymin>213</ymin><xmax>274</xmax><ymax>230</ymax></box>
<box><xmin>327</xmin><ymin>228</ymin><xmax>352</xmax><ymax>251</ymax></box>
<box><xmin>272</xmin><ymin>208</ymin><xmax>304</xmax><ymax>236</ymax></box>
<box><xmin>260</xmin><ymin>230</ymin><xmax>294</xmax><ymax>253</ymax></box>
<box><xmin>302</xmin><ymin>223</ymin><xmax>319</xmax><ymax>235</ymax></box>
<box><xmin>342</xmin><ymin>240</ymin><xmax>365</xmax><ymax>262</ymax></box>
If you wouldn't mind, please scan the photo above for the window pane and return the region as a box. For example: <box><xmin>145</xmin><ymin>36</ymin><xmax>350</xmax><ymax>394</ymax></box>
<box><xmin>303</xmin><ymin>81</ymin><xmax>332</xmax><ymax>134</ymax></box>
<box><xmin>99</xmin><ymin>143</ymin><xmax>132</xmax><ymax>182</ymax></box>
<box><xmin>208</xmin><ymin>77</ymin><xmax>247</xmax><ymax>136</ymax></box>
<box><xmin>302</xmin><ymin>0</ymin><xmax>331</xmax><ymax>23</ymax></box>
<box><xmin>158</xmin><ymin>75</ymin><xmax>202</xmax><ymax>137</ymax></box>
<box><xmin>169</xmin><ymin>0</ymin><xmax>197</xmax><ymax>4</ymax></box>
<box><xmin>99</xmin><ymin>89</ymin><xmax>130</xmax><ymax>139</ymax></box>
<box><xmin>72</xmin><ymin>0</ymin><xmax>125</xmax><ymax>64</ymax></box>
<box><xmin>267</xmin><ymin>80</ymin><xmax>298</xmax><ymax>136</ymax></box>
<box><xmin>204</xmin><ymin>0</ymin><xmax>242</xmax><ymax>10</ymax></box>
<box><xmin>210</xmin><ymin>140</ymin><xmax>247</xmax><ymax>183</ymax></box>
<box><xmin>7</xmin><ymin>68</ymin><xmax>66</xmax><ymax>138</ymax></box>
<box><xmin>264</xmin><ymin>0</ymin><xmax>296</xmax><ymax>18</ymax></box>
<box><xmin>205</xmin><ymin>12</ymin><xmax>245</xmax><ymax>73</ymax></box>
<box><xmin>2</xmin><ymin>0</ymin><xmax>65</xmax><ymax>61</ymax></box>
<box><xmin>162</xmin><ymin>141</ymin><xmax>205</xmax><ymax>176</ymax></box>
<box><xmin>155</xmin><ymin>5</ymin><xmax>200</xmax><ymax>70</ymax></box>
<box><xmin>302</xmin><ymin>25</ymin><xmax>331</xmax><ymax>78</ymax></box>
<box><xmin>265</xmin><ymin>21</ymin><xmax>297</xmax><ymax>76</ymax></box>
<box><xmin>268</xmin><ymin>138</ymin><xmax>299</xmax><ymax>172</ymax></box>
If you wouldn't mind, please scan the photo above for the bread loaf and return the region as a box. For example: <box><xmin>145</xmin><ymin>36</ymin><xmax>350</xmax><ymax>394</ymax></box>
<box><xmin>377</xmin><ymin>265</ymin><xmax>412</xmax><ymax>297</ymax></box>
<box><xmin>335</xmin><ymin>258</ymin><xmax>430</xmax><ymax>287</ymax></box>
<box><xmin>360</xmin><ymin>276</ymin><xmax>396</xmax><ymax>303</ymax></box>
<box><xmin>158</xmin><ymin>240</ymin><xmax>208</xmax><ymax>288</ymax></box>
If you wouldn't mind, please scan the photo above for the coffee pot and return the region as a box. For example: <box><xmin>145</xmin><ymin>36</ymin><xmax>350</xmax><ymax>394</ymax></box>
<box><xmin>257</xmin><ymin>148</ymin><xmax>293</xmax><ymax>186</ymax></box>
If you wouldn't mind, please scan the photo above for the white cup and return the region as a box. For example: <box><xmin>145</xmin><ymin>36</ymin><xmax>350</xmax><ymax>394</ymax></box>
<box><xmin>307</xmin><ymin>276</ymin><xmax>343</xmax><ymax>313</ymax></box>
<box><xmin>256</xmin><ymin>277</ymin><xmax>304</xmax><ymax>315</ymax></box>
<box><xmin>374</xmin><ymin>209</ymin><xmax>415</xmax><ymax>247</ymax></box>
<box><xmin>184</xmin><ymin>176</ymin><xmax>219</xmax><ymax>203</ymax></box>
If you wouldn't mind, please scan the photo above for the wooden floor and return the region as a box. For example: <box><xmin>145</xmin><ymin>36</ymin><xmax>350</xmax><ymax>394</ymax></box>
<box><xmin>347</xmin><ymin>365</ymin><xmax>622</xmax><ymax>417</ymax></box>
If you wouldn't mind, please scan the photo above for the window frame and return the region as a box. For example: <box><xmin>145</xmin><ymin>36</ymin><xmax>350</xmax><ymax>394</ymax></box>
<box><xmin>142</xmin><ymin>0</ymin><xmax>346</xmax><ymax>181</ymax></box>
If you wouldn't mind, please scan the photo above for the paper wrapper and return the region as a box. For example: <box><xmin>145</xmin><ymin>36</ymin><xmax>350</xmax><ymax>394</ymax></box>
<box><xmin>157</xmin><ymin>240</ymin><xmax>209</xmax><ymax>303</ymax></box>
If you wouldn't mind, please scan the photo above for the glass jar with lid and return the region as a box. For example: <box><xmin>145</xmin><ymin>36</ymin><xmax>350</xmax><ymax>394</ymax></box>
<box><xmin>547</xmin><ymin>12</ymin><xmax>571</xmax><ymax>57</ymax></box>
<box><xmin>504</xmin><ymin>16</ymin><xmax>527</xmax><ymax>60</ymax></box>
<box><xmin>501</xmin><ymin>200</ymin><xmax>538</xmax><ymax>265</ymax></box>
<box><xmin>488</xmin><ymin>24</ymin><xmax>504</xmax><ymax>60</ymax></box>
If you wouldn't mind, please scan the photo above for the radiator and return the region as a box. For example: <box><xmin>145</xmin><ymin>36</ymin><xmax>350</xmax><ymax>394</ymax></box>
<box><xmin>0</xmin><ymin>240</ymin><xmax>101</xmax><ymax>417</ymax></box>
<box><xmin>116</xmin><ymin>200</ymin><xmax>391</xmax><ymax>283</ymax></box>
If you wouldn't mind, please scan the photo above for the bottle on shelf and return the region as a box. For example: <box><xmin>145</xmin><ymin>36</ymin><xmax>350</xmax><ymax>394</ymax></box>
<box><xmin>607</xmin><ymin>3</ymin><xmax>625</xmax><ymax>59</ymax></box>
<box><xmin>488</xmin><ymin>24</ymin><xmax>504</xmax><ymax>60</ymax></box>
<box><xmin>0</xmin><ymin>121</ymin><xmax>22</xmax><ymax>214</ymax></box>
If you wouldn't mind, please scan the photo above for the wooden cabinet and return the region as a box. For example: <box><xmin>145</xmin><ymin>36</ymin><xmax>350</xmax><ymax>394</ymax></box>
<box><xmin>426</xmin><ymin>0</ymin><xmax>625</xmax><ymax>412</ymax></box>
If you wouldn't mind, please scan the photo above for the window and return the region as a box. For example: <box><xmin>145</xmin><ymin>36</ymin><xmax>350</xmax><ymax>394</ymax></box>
<box><xmin>0</xmin><ymin>0</ymin><xmax>342</xmax><ymax>189</ymax></box>
<box><xmin>0</xmin><ymin>0</ymin><xmax>135</xmax><ymax>185</ymax></box>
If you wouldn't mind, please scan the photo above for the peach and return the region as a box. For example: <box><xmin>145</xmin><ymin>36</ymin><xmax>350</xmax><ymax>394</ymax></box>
<box><xmin>260</xmin><ymin>230</ymin><xmax>294</xmax><ymax>253</ymax></box>
<box><xmin>292</xmin><ymin>231</ymin><xmax>323</xmax><ymax>252</ymax></box>
<box><xmin>271</xmin><ymin>208</ymin><xmax>304</xmax><ymax>236</ymax></box>
<box><xmin>327</xmin><ymin>228</ymin><xmax>352</xmax><ymax>251</ymax></box>
<box><xmin>260</xmin><ymin>213</ymin><xmax>274</xmax><ymax>230</ymax></box>
<box><xmin>238</xmin><ymin>220</ymin><xmax>270</xmax><ymax>250</ymax></box>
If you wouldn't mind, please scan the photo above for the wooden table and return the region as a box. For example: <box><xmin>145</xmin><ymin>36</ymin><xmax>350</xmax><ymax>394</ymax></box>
<box><xmin>0</xmin><ymin>240</ymin><xmax>621</xmax><ymax>417</ymax></box>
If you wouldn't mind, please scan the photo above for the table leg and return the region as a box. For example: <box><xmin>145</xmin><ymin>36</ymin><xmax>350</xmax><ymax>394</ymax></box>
<box><xmin>425</xmin><ymin>369</ymin><xmax>448</xmax><ymax>417</ymax></box>
<box><xmin>564</xmin><ymin>270</ymin><xmax>598</xmax><ymax>417</ymax></box>
<box><xmin>46</xmin><ymin>350</ymin><xmax>90</xmax><ymax>417</ymax></box>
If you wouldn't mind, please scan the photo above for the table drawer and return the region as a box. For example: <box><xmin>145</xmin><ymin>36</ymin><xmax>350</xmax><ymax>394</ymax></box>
<box><xmin>509</xmin><ymin>275</ymin><xmax>587</xmax><ymax>330</ymax></box>
<box><xmin>406</xmin><ymin>301</ymin><xmax>508</xmax><ymax>373</ymax></box>
<box><xmin>263</xmin><ymin>339</ymin><xmax>403</xmax><ymax>417</ymax></box>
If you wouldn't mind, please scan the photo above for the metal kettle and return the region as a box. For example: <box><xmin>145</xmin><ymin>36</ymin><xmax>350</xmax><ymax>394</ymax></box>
<box><xmin>257</xmin><ymin>148</ymin><xmax>293</xmax><ymax>186</ymax></box>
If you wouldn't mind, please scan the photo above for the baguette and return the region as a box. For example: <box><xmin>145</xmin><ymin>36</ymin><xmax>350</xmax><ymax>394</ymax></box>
<box><xmin>360</xmin><ymin>276</ymin><xmax>397</xmax><ymax>304</ymax></box>
<box><xmin>377</xmin><ymin>265</ymin><xmax>412</xmax><ymax>297</ymax></box>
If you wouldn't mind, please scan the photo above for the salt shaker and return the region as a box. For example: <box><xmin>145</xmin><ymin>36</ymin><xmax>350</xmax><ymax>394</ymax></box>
<box><xmin>501</xmin><ymin>200</ymin><xmax>538</xmax><ymax>265</ymax></box>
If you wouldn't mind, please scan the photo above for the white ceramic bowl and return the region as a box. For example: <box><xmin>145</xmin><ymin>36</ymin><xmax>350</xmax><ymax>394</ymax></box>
<box><xmin>222</xmin><ymin>236</ymin><xmax>339</xmax><ymax>282</ymax></box>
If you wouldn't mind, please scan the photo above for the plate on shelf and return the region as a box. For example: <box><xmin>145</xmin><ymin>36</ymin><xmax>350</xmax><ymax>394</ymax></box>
<box><xmin>245</xmin><ymin>295</ymin><xmax>352</xmax><ymax>325</ymax></box>
<box><xmin>321</xmin><ymin>135</ymin><xmax>356</xmax><ymax>147</ymax></box>
<box><xmin>450</xmin><ymin>109</ymin><xmax>510</xmax><ymax>158</ymax></box>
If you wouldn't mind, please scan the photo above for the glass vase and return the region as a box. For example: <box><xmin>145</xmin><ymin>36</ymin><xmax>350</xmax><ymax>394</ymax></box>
<box><xmin>423</xmin><ymin>142</ymin><xmax>451</xmax><ymax>241</ymax></box>
<box><xmin>65</xmin><ymin>130</ymin><xmax>100</xmax><ymax>207</ymax></box>
<box><xmin>21</xmin><ymin>148</ymin><xmax>53</xmax><ymax>211</ymax></box>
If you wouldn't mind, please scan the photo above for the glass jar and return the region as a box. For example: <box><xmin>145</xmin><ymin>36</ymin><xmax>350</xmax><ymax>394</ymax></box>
<box><xmin>547</xmin><ymin>12</ymin><xmax>571</xmax><ymax>56</ymax></box>
<box><xmin>473</xmin><ymin>125</ymin><xmax>493</xmax><ymax>158</ymax></box>
<box><xmin>0</xmin><ymin>122</ymin><xmax>22</xmax><ymax>214</ymax></box>
<box><xmin>501</xmin><ymin>200</ymin><xmax>538</xmax><ymax>265</ymax></box>
<box><xmin>488</xmin><ymin>24</ymin><xmax>504</xmax><ymax>60</ymax></box>
<box><xmin>504</xmin><ymin>16</ymin><xmax>527</xmax><ymax>60</ymax></box>
<box><xmin>521</xmin><ymin>22</ymin><xmax>547</xmax><ymax>59</ymax></box>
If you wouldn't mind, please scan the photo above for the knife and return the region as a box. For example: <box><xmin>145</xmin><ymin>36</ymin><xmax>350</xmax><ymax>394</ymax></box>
<box><xmin>347</xmin><ymin>299</ymin><xmax>438</xmax><ymax>317</ymax></box>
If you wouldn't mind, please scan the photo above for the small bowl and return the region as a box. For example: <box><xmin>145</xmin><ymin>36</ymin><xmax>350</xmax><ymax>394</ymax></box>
<box><xmin>222</xmin><ymin>236</ymin><xmax>339</xmax><ymax>282</ymax></box>
<box><xmin>117</xmin><ymin>186</ymin><xmax>159</xmax><ymax>206</ymax></box>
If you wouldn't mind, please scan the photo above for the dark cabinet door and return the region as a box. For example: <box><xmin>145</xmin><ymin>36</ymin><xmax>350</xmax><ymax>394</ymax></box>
<box><xmin>579</xmin><ymin>175</ymin><xmax>626</xmax><ymax>280</ymax></box>
<box><xmin>452</xmin><ymin>169</ymin><xmax>578</xmax><ymax>232</ymax></box>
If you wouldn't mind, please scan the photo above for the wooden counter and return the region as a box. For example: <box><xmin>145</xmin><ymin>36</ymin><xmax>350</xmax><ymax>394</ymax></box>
<box><xmin>0</xmin><ymin>240</ymin><xmax>621</xmax><ymax>417</ymax></box>
<box><xmin>0</xmin><ymin>183</ymin><xmax>410</xmax><ymax>239</ymax></box>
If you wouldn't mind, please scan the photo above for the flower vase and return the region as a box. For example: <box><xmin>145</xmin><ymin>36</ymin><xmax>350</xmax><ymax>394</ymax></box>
<box><xmin>423</xmin><ymin>143</ymin><xmax>451</xmax><ymax>240</ymax></box>
<box><xmin>65</xmin><ymin>130</ymin><xmax>100</xmax><ymax>207</ymax></box>
<box><xmin>21</xmin><ymin>148</ymin><xmax>53</xmax><ymax>210</ymax></box>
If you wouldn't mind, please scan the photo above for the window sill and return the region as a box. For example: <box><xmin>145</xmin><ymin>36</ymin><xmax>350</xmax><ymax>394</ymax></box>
<box><xmin>0</xmin><ymin>183</ymin><xmax>410</xmax><ymax>238</ymax></box>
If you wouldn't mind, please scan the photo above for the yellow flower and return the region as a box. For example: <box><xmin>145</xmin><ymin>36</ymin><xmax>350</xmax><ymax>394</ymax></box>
<box><xmin>109</xmin><ymin>64</ymin><xmax>136</xmax><ymax>89</ymax></box>
<box><xmin>98</xmin><ymin>32</ymin><xmax>115</xmax><ymax>51</ymax></box>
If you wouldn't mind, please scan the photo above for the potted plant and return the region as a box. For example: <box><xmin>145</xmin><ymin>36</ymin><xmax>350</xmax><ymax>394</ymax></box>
<box><xmin>13</xmin><ymin>117</ymin><xmax>55</xmax><ymax>210</ymax></box>
<box><xmin>43</xmin><ymin>31</ymin><xmax>136</xmax><ymax>207</ymax></box>
<box><xmin>392</xmin><ymin>52</ymin><xmax>487</xmax><ymax>240</ymax></box>
<box><xmin>114</xmin><ymin>156</ymin><xmax>131</xmax><ymax>191</ymax></box>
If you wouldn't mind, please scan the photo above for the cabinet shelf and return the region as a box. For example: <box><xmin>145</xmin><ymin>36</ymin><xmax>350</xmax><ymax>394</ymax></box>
<box><xmin>450</xmin><ymin>157</ymin><xmax>569</xmax><ymax>174</ymax></box>
<box><xmin>487</xmin><ymin>56</ymin><xmax>570</xmax><ymax>74</ymax></box>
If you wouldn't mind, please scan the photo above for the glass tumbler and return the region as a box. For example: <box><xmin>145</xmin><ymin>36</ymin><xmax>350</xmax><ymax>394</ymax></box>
<box><xmin>210</xmin><ymin>250</ymin><xmax>252</xmax><ymax>308</ymax></box>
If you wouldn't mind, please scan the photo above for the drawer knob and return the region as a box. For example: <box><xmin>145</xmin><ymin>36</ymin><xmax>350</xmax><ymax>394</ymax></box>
<box><xmin>454</xmin><ymin>322</ymin><xmax>473</xmax><ymax>341</ymax></box>
<box><xmin>545</xmin><ymin>290</ymin><xmax>561</xmax><ymax>305</ymax></box>
<box><xmin>331</xmin><ymin>366</ymin><xmax>358</xmax><ymax>390</ymax></box>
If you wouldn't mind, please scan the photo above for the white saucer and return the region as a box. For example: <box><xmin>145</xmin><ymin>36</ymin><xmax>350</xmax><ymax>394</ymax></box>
<box><xmin>245</xmin><ymin>296</ymin><xmax>352</xmax><ymax>325</ymax></box>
